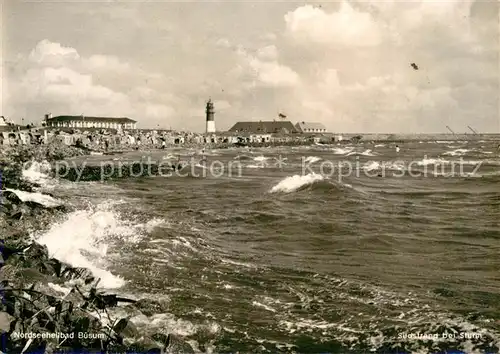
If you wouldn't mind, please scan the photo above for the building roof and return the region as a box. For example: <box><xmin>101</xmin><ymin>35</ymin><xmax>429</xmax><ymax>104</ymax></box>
<box><xmin>228</xmin><ymin>121</ymin><xmax>298</xmax><ymax>134</ymax></box>
<box><xmin>47</xmin><ymin>115</ymin><xmax>136</xmax><ymax>123</ymax></box>
<box><xmin>295</xmin><ymin>122</ymin><xmax>327</xmax><ymax>131</ymax></box>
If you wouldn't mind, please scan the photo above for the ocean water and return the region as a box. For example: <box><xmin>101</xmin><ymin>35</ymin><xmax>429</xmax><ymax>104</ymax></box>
<box><xmin>17</xmin><ymin>141</ymin><xmax>500</xmax><ymax>353</ymax></box>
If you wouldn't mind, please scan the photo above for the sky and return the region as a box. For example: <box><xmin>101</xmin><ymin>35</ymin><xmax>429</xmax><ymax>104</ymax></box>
<box><xmin>1</xmin><ymin>0</ymin><xmax>499</xmax><ymax>133</ymax></box>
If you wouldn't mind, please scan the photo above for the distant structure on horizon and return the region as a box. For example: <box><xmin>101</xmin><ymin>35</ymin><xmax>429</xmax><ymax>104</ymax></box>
<box><xmin>228</xmin><ymin>121</ymin><xmax>298</xmax><ymax>134</ymax></box>
<box><xmin>206</xmin><ymin>99</ymin><xmax>216</xmax><ymax>134</ymax></box>
<box><xmin>0</xmin><ymin>116</ymin><xmax>7</xmax><ymax>127</ymax></box>
<box><xmin>295</xmin><ymin>122</ymin><xmax>328</xmax><ymax>133</ymax></box>
<box><xmin>44</xmin><ymin>114</ymin><xmax>137</xmax><ymax>130</ymax></box>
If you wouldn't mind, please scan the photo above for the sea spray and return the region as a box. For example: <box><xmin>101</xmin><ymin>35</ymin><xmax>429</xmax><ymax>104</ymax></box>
<box><xmin>33</xmin><ymin>200</ymin><xmax>162</xmax><ymax>289</ymax></box>
<box><xmin>270</xmin><ymin>174</ymin><xmax>325</xmax><ymax>193</ymax></box>
<box><xmin>6</xmin><ymin>188</ymin><xmax>62</xmax><ymax>207</ymax></box>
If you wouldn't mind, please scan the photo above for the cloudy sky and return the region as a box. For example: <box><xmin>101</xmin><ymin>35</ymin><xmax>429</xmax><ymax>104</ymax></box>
<box><xmin>1</xmin><ymin>0</ymin><xmax>498</xmax><ymax>133</ymax></box>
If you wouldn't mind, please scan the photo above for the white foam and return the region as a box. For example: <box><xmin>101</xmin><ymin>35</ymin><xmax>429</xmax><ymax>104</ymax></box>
<box><xmin>130</xmin><ymin>312</ymin><xmax>220</xmax><ymax>337</ymax></box>
<box><xmin>304</xmin><ymin>156</ymin><xmax>321</xmax><ymax>163</ymax></box>
<box><xmin>22</xmin><ymin>160</ymin><xmax>53</xmax><ymax>186</ymax></box>
<box><xmin>253</xmin><ymin>155</ymin><xmax>269</xmax><ymax>162</ymax></box>
<box><xmin>34</xmin><ymin>201</ymin><xmax>162</xmax><ymax>289</ymax></box>
<box><xmin>443</xmin><ymin>149</ymin><xmax>471</xmax><ymax>156</ymax></box>
<box><xmin>270</xmin><ymin>173</ymin><xmax>325</xmax><ymax>193</ymax></box>
<box><xmin>162</xmin><ymin>153</ymin><xmax>177</xmax><ymax>160</ymax></box>
<box><xmin>6</xmin><ymin>188</ymin><xmax>62</xmax><ymax>207</ymax></box>
<box><xmin>363</xmin><ymin>161</ymin><xmax>381</xmax><ymax>171</ymax></box>
<box><xmin>47</xmin><ymin>282</ymin><xmax>72</xmax><ymax>297</ymax></box>
<box><xmin>252</xmin><ymin>301</ymin><xmax>277</xmax><ymax>313</ymax></box>
<box><xmin>346</xmin><ymin>149</ymin><xmax>376</xmax><ymax>157</ymax></box>
<box><xmin>332</xmin><ymin>147</ymin><xmax>354</xmax><ymax>155</ymax></box>
<box><xmin>417</xmin><ymin>158</ymin><xmax>449</xmax><ymax>166</ymax></box>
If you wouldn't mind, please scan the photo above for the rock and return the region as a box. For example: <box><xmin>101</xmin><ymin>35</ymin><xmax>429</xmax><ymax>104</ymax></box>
<box><xmin>60</xmin><ymin>265</ymin><xmax>95</xmax><ymax>284</ymax></box>
<box><xmin>134</xmin><ymin>298</ymin><xmax>169</xmax><ymax>317</ymax></box>
<box><xmin>128</xmin><ymin>337</ymin><xmax>163</xmax><ymax>353</ymax></box>
<box><xmin>0</xmin><ymin>265</ymin><xmax>19</xmax><ymax>282</ymax></box>
<box><xmin>43</xmin><ymin>258</ymin><xmax>63</xmax><ymax>277</ymax></box>
<box><xmin>0</xmin><ymin>244</ymin><xmax>25</xmax><ymax>262</ymax></box>
<box><xmin>0</xmin><ymin>311</ymin><xmax>14</xmax><ymax>333</ymax></box>
<box><xmin>1</xmin><ymin>190</ymin><xmax>23</xmax><ymax>205</ymax></box>
<box><xmin>17</xmin><ymin>268</ymin><xmax>48</xmax><ymax>284</ymax></box>
<box><xmin>152</xmin><ymin>333</ymin><xmax>170</xmax><ymax>346</ymax></box>
<box><xmin>4</xmin><ymin>254</ymin><xmax>23</xmax><ymax>268</ymax></box>
<box><xmin>23</xmin><ymin>243</ymin><xmax>50</xmax><ymax>271</ymax></box>
<box><xmin>25</xmin><ymin>243</ymin><xmax>49</xmax><ymax>259</ymax></box>
<box><xmin>2</xmin><ymin>229</ymin><xmax>31</xmax><ymax>250</ymax></box>
<box><xmin>164</xmin><ymin>334</ymin><xmax>195</xmax><ymax>354</ymax></box>
<box><xmin>23</xmin><ymin>200</ymin><xmax>47</xmax><ymax>211</ymax></box>
<box><xmin>69</xmin><ymin>309</ymin><xmax>102</xmax><ymax>337</ymax></box>
<box><xmin>113</xmin><ymin>318</ymin><xmax>140</xmax><ymax>341</ymax></box>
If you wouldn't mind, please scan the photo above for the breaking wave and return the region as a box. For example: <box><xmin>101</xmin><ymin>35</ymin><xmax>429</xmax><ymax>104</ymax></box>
<box><xmin>331</xmin><ymin>147</ymin><xmax>355</xmax><ymax>155</ymax></box>
<box><xmin>6</xmin><ymin>188</ymin><xmax>62</xmax><ymax>207</ymax></box>
<box><xmin>346</xmin><ymin>149</ymin><xmax>377</xmax><ymax>157</ymax></box>
<box><xmin>269</xmin><ymin>174</ymin><xmax>326</xmax><ymax>193</ymax></box>
<box><xmin>303</xmin><ymin>156</ymin><xmax>321</xmax><ymax>164</ymax></box>
<box><xmin>33</xmin><ymin>200</ymin><xmax>164</xmax><ymax>289</ymax></box>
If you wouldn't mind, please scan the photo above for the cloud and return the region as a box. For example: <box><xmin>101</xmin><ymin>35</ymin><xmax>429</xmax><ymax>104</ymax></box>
<box><xmin>284</xmin><ymin>2</ymin><xmax>383</xmax><ymax>47</ymax></box>
<box><xmin>3</xmin><ymin>1</ymin><xmax>498</xmax><ymax>132</ymax></box>
<box><xmin>280</xmin><ymin>1</ymin><xmax>499</xmax><ymax>133</ymax></box>
<box><xmin>256</xmin><ymin>45</ymin><xmax>279</xmax><ymax>61</ymax></box>
<box><xmin>28</xmin><ymin>39</ymin><xmax>80</xmax><ymax>65</ymax></box>
<box><xmin>5</xmin><ymin>39</ymin><xmax>175</xmax><ymax>127</ymax></box>
<box><xmin>83</xmin><ymin>55</ymin><xmax>131</xmax><ymax>73</ymax></box>
<box><xmin>233</xmin><ymin>44</ymin><xmax>300</xmax><ymax>88</ymax></box>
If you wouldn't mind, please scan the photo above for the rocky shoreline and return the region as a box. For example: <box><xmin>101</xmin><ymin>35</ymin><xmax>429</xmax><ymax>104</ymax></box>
<box><xmin>0</xmin><ymin>142</ymin><xmax>195</xmax><ymax>353</ymax></box>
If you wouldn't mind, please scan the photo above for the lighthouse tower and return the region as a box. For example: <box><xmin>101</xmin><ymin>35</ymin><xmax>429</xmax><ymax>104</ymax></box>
<box><xmin>205</xmin><ymin>98</ymin><xmax>216</xmax><ymax>134</ymax></box>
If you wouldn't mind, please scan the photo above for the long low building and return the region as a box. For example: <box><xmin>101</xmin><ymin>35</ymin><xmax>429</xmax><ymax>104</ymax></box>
<box><xmin>295</xmin><ymin>121</ymin><xmax>327</xmax><ymax>133</ymax></box>
<box><xmin>45</xmin><ymin>115</ymin><xmax>137</xmax><ymax>130</ymax></box>
<box><xmin>228</xmin><ymin>120</ymin><xmax>329</xmax><ymax>134</ymax></box>
<box><xmin>228</xmin><ymin>121</ymin><xmax>298</xmax><ymax>134</ymax></box>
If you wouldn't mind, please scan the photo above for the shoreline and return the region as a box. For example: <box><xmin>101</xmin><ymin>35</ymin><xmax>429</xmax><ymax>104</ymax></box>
<box><xmin>0</xmin><ymin>142</ymin><xmax>195</xmax><ymax>353</ymax></box>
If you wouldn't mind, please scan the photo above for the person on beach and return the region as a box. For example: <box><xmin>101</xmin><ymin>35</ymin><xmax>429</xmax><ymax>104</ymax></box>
<box><xmin>161</xmin><ymin>140</ymin><xmax>166</xmax><ymax>149</ymax></box>
<box><xmin>395</xmin><ymin>145</ymin><xmax>400</xmax><ymax>153</ymax></box>
<box><xmin>172</xmin><ymin>155</ymin><xmax>183</xmax><ymax>170</ymax></box>
<box><xmin>199</xmin><ymin>148</ymin><xmax>207</xmax><ymax>165</ymax></box>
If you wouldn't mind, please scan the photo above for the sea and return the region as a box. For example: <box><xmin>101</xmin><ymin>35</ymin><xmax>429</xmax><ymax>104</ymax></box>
<box><xmin>13</xmin><ymin>140</ymin><xmax>500</xmax><ymax>353</ymax></box>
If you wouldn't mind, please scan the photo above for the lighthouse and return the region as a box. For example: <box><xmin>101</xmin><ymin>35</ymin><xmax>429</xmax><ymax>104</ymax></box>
<box><xmin>205</xmin><ymin>98</ymin><xmax>216</xmax><ymax>134</ymax></box>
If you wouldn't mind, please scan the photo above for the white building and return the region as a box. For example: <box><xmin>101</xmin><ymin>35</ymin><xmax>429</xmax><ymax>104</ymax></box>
<box><xmin>295</xmin><ymin>122</ymin><xmax>328</xmax><ymax>133</ymax></box>
<box><xmin>45</xmin><ymin>115</ymin><xmax>137</xmax><ymax>130</ymax></box>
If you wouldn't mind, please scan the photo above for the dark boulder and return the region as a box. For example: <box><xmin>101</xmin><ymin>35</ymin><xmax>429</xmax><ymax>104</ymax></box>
<box><xmin>0</xmin><ymin>244</ymin><xmax>23</xmax><ymax>263</ymax></box>
<box><xmin>164</xmin><ymin>334</ymin><xmax>195</xmax><ymax>354</ymax></box>
<box><xmin>0</xmin><ymin>311</ymin><xmax>13</xmax><ymax>333</ymax></box>
<box><xmin>60</xmin><ymin>264</ymin><xmax>95</xmax><ymax>284</ymax></box>
<box><xmin>2</xmin><ymin>229</ymin><xmax>31</xmax><ymax>250</ymax></box>
<box><xmin>113</xmin><ymin>318</ymin><xmax>141</xmax><ymax>341</ymax></box>
<box><xmin>24</xmin><ymin>243</ymin><xmax>49</xmax><ymax>261</ymax></box>
<box><xmin>128</xmin><ymin>337</ymin><xmax>163</xmax><ymax>353</ymax></box>
<box><xmin>134</xmin><ymin>298</ymin><xmax>169</xmax><ymax>317</ymax></box>
<box><xmin>1</xmin><ymin>190</ymin><xmax>23</xmax><ymax>205</ymax></box>
<box><xmin>22</xmin><ymin>243</ymin><xmax>50</xmax><ymax>272</ymax></box>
